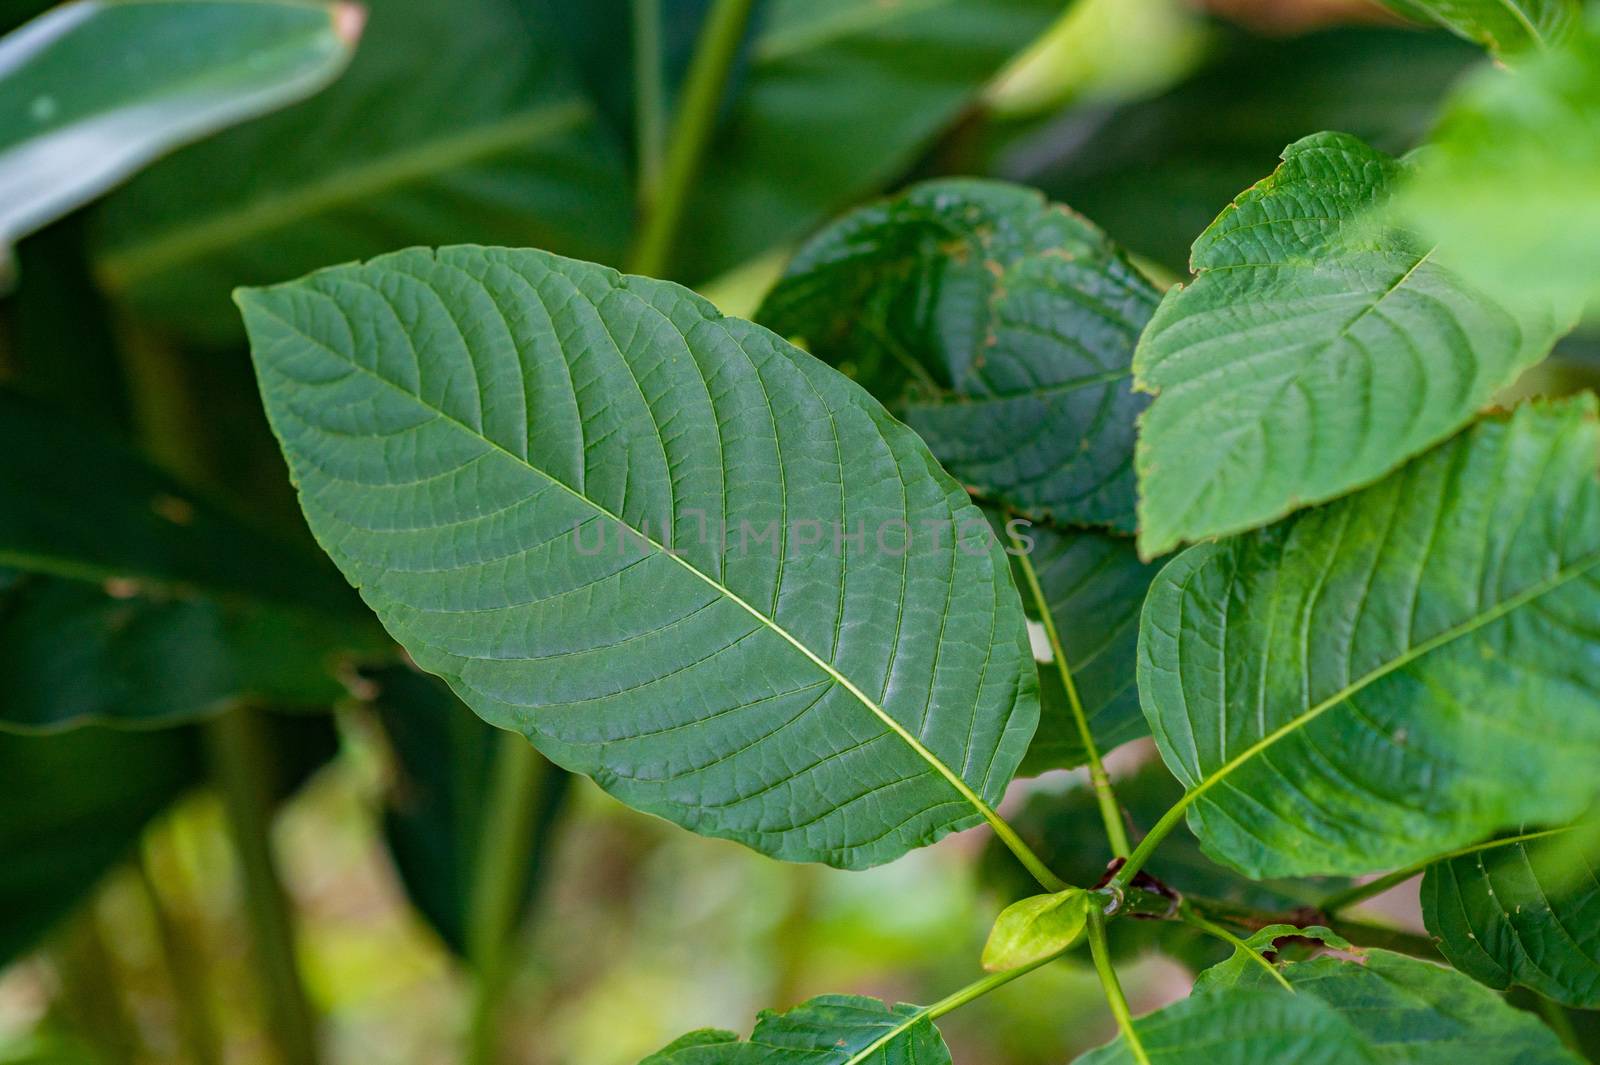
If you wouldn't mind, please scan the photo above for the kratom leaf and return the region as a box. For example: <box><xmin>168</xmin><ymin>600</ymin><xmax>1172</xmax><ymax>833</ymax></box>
<box><xmin>982</xmin><ymin>888</ymin><xmax>1090</xmax><ymax>972</ymax></box>
<box><xmin>0</xmin><ymin>0</ymin><xmax>358</xmax><ymax>270</ymax></box>
<box><xmin>641</xmin><ymin>995</ymin><xmax>950</xmax><ymax>1065</ymax></box>
<box><xmin>1376</xmin><ymin>0</ymin><xmax>1579</xmax><ymax>55</ymax></box>
<box><xmin>1422</xmin><ymin>828</ymin><xmax>1600</xmax><ymax>1008</ymax></box>
<box><xmin>1191</xmin><ymin>924</ymin><xmax>1350</xmax><ymax>992</ymax></box>
<box><xmin>760</xmin><ymin>179</ymin><xmax>1158</xmax><ymax>533</ymax></box>
<box><xmin>95</xmin><ymin>0</ymin><xmax>629</xmax><ymax>342</ymax></box>
<box><xmin>1139</xmin><ymin>397</ymin><xmax>1600</xmax><ymax>878</ymax></box>
<box><xmin>239</xmin><ymin>246</ymin><xmax>1038</xmax><ymax>870</ymax></box>
<box><xmin>1007</xmin><ymin>519</ymin><xmax>1160</xmax><ymax>775</ymax></box>
<box><xmin>1395</xmin><ymin>9</ymin><xmax>1600</xmax><ymax>315</ymax></box>
<box><xmin>1195</xmin><ymin>933</ymin><xmax>1583</xmax><ymax>1065</ymax></box>
<box><xmin>369</xmin><ymin>664</ymin><xmax>571</xmax><ymax>956</ymax></box>
<box><xmin>673</xmin><ymin>0</ymin><xmax>1061</xmax><ymax>283</ymax></box>
<box><xmin>1074</xmin><ymin>988</ymin><xmax>1377</xmax><ymax>1065</ymax></box>
<box><xmin>1131</xmin><ymin>131</ymin><xmax>1569</xmax><ymax>558</ymax></box>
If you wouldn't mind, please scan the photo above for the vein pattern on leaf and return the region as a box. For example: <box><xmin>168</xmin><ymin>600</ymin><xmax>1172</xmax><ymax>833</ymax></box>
<box><xmin>239</xmin><ymin>245</ymin><xmax>1038</xmax><ymax>869</ymax></box>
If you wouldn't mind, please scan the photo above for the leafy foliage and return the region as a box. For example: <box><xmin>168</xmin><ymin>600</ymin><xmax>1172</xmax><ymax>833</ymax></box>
<box><xmin>641</xmin><ymin>995</ymin><xmax>950</xmax><ymax>1065</ymax></box>
<box><xmin>1076</xmin><ymin>988</ymin><xmax>1376</xmax><ymax>1065</ymax></box>
<box><xmin>240</xmin><ymin>245</ymin><xmax>1038</xmax><ymax>870</ymax></box>
<box><xmin>1140</xmin><ymin>398</ymin><xmax>1600</xmax><ymax>878</ymax></box>
<box><xmin>760</xmin><ymin>179</ymin><xmax>1158</xmax><ymax>533</ymax></box>
<box><xmin>1422</xmin><ymin>829</ymin><xmax>1600</xmax><ymax>1008</ymax></box>
<box><xmin>1377</xmin><ymin>0</ymin><xmax>1579</xmax><ymax>55</ymax></box>
<box><xmin>1131</xmin><ymin>132</ymin><xmax>1568</xmax><ymax>557</ymax></box>
<box><xmin>982</xmin><ymin>888</ymin><xmax>1089</xmax><ymax>972</ymax></box>
<box><xmin>0</xmin><ymin>0</ymin><xmax>358</xmax><ymax>269</ymax></box>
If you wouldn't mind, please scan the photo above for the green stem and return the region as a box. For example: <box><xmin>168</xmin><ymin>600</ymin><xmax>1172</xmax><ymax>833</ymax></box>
<box><xmin>631</xmin><ymin>0</ymin><xmax>665</xmax><ymax>207</ymax></box>
<box><xmin>1320</xmin><ymin>826</ymin><xmax>1571</xmax><ymax>914</ymax></box>
<box><xmin>1008</xmin><ymin>528</ymin><xmax>1129</xmax><ymax>858</ymax></box>
<box><xmin>1110</xmin><ymin>799</ymin><xmax>1187</xmax><ymax>893</ymax></box>
<box><xmin>1177</xmin><ymin>903</ymin><xmax>1292</xmax><ymax>993</ymax></box>
<box><xmin>465</xmin><ymin>730</ymin><xmax>548</xmax><ymax>1065</ymax></box>
<box><xmin>203</xmin><ymin>707</ymin><xmax>321</xmax><ymax>1065</ymax></box>
<box><xmin>136</xmin><ymin>846</ymin><xmax>222</xmax><ymax>1065</ymax></box>
<box><xmin>1536</xmin><ymin>997</ymin><xmax>1583</xmax><ymax>1055</ymax></box>
<box><xmin>627</xmin><ymin>0</ymin><xmax>755</xmax><ymax>276</ymax></box>
<box><xmin>1087</xmin><ymin>910</ymin><xmax>1152</xmax><ymax>1065</ymax></box>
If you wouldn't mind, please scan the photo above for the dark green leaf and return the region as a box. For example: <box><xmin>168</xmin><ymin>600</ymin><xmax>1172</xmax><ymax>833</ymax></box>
<box><xmin>1074</xmin><ymin>988</ymin><xmax>1377</xmax><ymax>1065</ymax></box>
<box><xmin>1377</xmin><ymin>0</ymin><xmax>1579</xmax><ymax>55</ymax></box>
<box><xmin>1132</xmin><ymin>132</ymin><xmax>1569</xmax><ymax>557</ymax></box>
<box><xmin>641</xmin><ymin>995</ymin><xmax>949</xmax><ymax>1065</ymax></box>
<box><xmin>370</xmin><ymin>664</ymin><xmax>571</xmax><ymax>956</ymax></box>
<box><xmin>1422</xmin><ymin>829</ymin><xmax>1600</xmax><ymax>1008</ymax></box>
<box><xmin>0</xmin><ymin>0</ymin><xmax>357</xmax><ymax>264</ymax></box>
<box><xmin>1395</xmin><ymin>9</ymin><xmax>1600</xmax><ymax>315</ymax></box>
<box><xmin>1140</xmin><ymin>397</ymin><xmax>1600</xmax><ymax>878</ymax></box>
<box><xmin>240</xmin><ymin>245</ymin><xmax>1037</xmax><ymax>869</ymax></box>
<box><xmin>94</xmin><ymin>0</ymin><xmax>630</xmax><ymax>342</ymax></box>
<box><xmin>760</xmin><ymin>179</ymin><xmax>1158</xmax><ymax>533</ymax></box>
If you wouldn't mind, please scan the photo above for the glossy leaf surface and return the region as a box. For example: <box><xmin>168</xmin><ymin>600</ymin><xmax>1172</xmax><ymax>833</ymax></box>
<box><xmin>1140</xmin><ymin>398</ymin><xmax>1600</xmax><ymax>877</ymax></box>
<box><xmin>1132</xmin><ymin>132</ymin><xmax>1567</xmax><ymax>557</ymax></box>
<box><xmin>241</xmin><ymin>245</ymin><xmax>1037</xmax><ymax>870</ymax></box>
<box><xmin>1075</xmin><ymin>988</ymin><xmax>1376</xmax><ymax>1065</ymax></box>
<box><xmin>1378</xmin><ymin>0</ymin><xmax>1578</xmax><ymax>55</ymax></box>
<box><xmin>641</xmin><ymin>995</ymin><xmax>949</xmax><ymax>1065</ymax></box>
<box><xmin>1422</xmin><ymin>829</ymin><xmax>1600</xmax><ymax>1008</ymax></box>
<box><xmin>0</xmin><ymin>0</ymin><xmax>357</xmax><ymax>263</ymax></box>
<box><xmin>761</xmin><ymin>180</ymin><xmax>1158</xmax><ymax>533</ymax></box>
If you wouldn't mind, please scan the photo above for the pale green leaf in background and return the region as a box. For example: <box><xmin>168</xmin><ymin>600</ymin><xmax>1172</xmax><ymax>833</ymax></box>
<box><xmin>0</xmin><ymin>0</ymin><xmax>359</xmax><ymax>272</ymax></box>
<box><xmin>1377</xmin><ymin>0</ymin><xmax>1579</xmax><ymax>55</ymax></box>
<box><xmin>641</xmin><ymin>995</ymin><xmax>950</xmax><ymax>1065</ymax></box>
<box><xmin>760</xmin><ymin>179</ymin><xmax>1158</xmax><ymax>534</ymax></box>
<box><xmin>1139</xmin><ymin>397</ymin><xmax>1600</xmax><ymax>878</ymax></box>
<box><xmin>240</xmin><ymin>245</ymin><xmax>1038</xmax><ymax>870</ymax></box>
<box><xmin>1422</xmin><ymin>828</ymin><xmax>1600</xmax><ymax>1008</ymax></box>
<box><xmin>982</xmin><ymin>887</ymin><xmax>1089</xmax><ymax>971</ymax></box>
<box><xmin>1395</xmin><ymin>7</ymin><xmax>1600</xmax><ymax>316</ymax></box>
<box><xmin>1132</xmin><ymin>132</ymin><xmax>1569</xmax><ymax>558</ymax></box>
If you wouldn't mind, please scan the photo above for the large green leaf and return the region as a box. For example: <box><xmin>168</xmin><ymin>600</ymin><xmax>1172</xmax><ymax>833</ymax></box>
<box><xmin>1074</xmin><ymin>988</ymin><xmax>1377</xmax><ymax>1065</ymax></box>
<box><xmin>1139</xmin><ymin>397</ymin><xmax>1600</xmax><ymax>878</ymax></box>
<box><xmin>94</xmin><ymin>0</ymin><xmax>630</xmax><ymax>342</ymax></box>
<box><xmin>1422</xmin><ymin>829</ymin><xmax>1600</xmax><ymax>1008</ymax></box>
<box><xmin>759</xmin><ymin>179</ymin><xmax>1159</xmax><ymax>533</ymax></box>
<box><xmin>1009</xmin><ymin>521</ymin><xmax>1160</xmax><ymax>775</ymax></box>
<box><xmin>239</xmin><ymin>245</ymin><xmax>1038</xmax><ymax>870</ymax></box>
<box><xmin>1377</xmin><ymin>0</ymin><xmax>1579</xmax><ymax>55</ymax></box>
<box><xmin>1194</xmin><ymin>930</ymin><xmax>1582</xmax><ymax>1065</ymax></box>
<box><xmin>1131</xmin><ymin>131</ymin><xmax>1568</xmax><ymax>558</ymax></box>
<box><xmin>369</xmin><ymin>664</ymin><xmax>571</xmax><ymax>956</ymax></box>
<box><xmin>0</xmin><ymin>0</ymin><xmax>358</xmax><ymax>272</ymax></box>
<box><xmin>640</xmin><ymin>995</ymin><xmax>950</xmax><ymax>1065</ymax></box>
<box><xmin>1395</xmin><ymin>8</ymin><xmax>1600</xmax><ymax>316</ymax></box>
<box><xmin>673</xmin><ymin>0</ymin><xmax>1060</xmax><ymax>282</ymax></box>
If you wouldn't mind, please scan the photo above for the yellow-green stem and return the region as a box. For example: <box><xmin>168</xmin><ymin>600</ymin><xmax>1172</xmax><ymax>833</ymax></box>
<box><xmin>1087</xmin><ymin>910</ymin><xmax>1152</xmax><ymax>1065</ymax></box>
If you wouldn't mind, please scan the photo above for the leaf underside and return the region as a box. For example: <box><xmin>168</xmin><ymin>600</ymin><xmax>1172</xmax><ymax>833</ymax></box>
<box><xmin>1140</xmin><ymin>397</ymin><xmax>1600</xmax><ymax>878</ymax></box>
<box><xmin>240</xmin><ymin>245</ymin><xmax>1038</xmax><ymax>870</ymax></box>
<box><xmin>1132</xmin><ymin>131</ymin><xmax>1566</xmax><ymax>558</ymax></box>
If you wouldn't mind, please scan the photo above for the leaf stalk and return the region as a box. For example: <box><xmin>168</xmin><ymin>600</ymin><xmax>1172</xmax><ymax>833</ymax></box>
<box><xmin>1086</xmin><ymin>909</ymin><xmax>1152</xmax><ymax>1065</ymax></box>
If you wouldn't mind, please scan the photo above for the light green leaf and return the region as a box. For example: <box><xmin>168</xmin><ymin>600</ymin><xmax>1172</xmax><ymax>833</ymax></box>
<box><xmin>370</xmin><ymin>664</ymin><xmax>571</xmax><ymax>956</ymax></box>
<box><xmin>1377</xmin><ymin>0</ymin><xmax>1579</xmax><ymax>55</ymax></box>
<box><xmin>1131</xmin><ymin>131</ymin><xmax>1569</xmax><ymax>558</ymax></box>
<box><xmin>675</xmin><ymin>0</ymin><xmax>1060</xmax><ymax>282</ymax></box>
<box><xmin>760</xmin><ymin>179</ymin><xmax>1158</xmax><ymax>533</ymax></box>
<box><xmin>1139</xmin><ymin>397</ymin><xmax>1600</xmax><ymax>878</ymax></box>
<box><xmin>95</xmin><ymin>0</ymin><xmax>630</xmax><ymax>342</ymax></box>
<box><xmin>982</xmin><ymin>888</ymin><xmax>1090</xmax><ymax>972</ymax></box>
<box><xmin>1074</xmin><ymin>988</ymin><xmax>1377</xmax><ymax>1065</ymax></box>
<box><xmin>1195</xmin><ymin>934</ymin><xmax>1583</xmax><ymax>1065</ymax></box>
<box><xmin>239</xmin><ymin>245</ymin><xmax>1038</xmax><ymax>870</ymax></box>
<box><xmin>641</xmin><ymin>995</ymin><xmax>949</xmax><ymax>1065</ymax></box>
<box><xmin>0</xmin><ymin>0</ymin><xmax>357</xmax><ymax>263</ymax></box>
<box><xmin>1422</xmin><ymin>828</ymin><xmax>1600</xmax><ymax>1008</ymax></box>
<box><xmin>1394</xmin><ymin>9</ymin><xmax>1600</xmax><ymax>315</ymax></box>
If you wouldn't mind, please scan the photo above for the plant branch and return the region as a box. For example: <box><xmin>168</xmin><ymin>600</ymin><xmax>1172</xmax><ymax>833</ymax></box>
<box><xmin>627</xmin><ymin>0</ymin><xmax>755</xmax><ymax>277</ymax></box>
<box><xmin>1319</xmin><ymin>826</ymin><xmax>1572</xmax><ymax>914</ymax></box>
<box><xmin>1110</xmin><ymin>799</ymin><xmax>1188</xmax><ymax>893</ymax></box>
<box><xmin>1087</xmin><ymin>909</ymin><xmax>1152</xmax><ymax>1065</ymax></box>
<box><xmin>1177</xmin><ymin>902</ymin><xmax>1292</xmax><ymax>993</ymax></box>
<box><xmin>203</xmin><ymin>706</ymin><xmax>322</xmax><ymax>1065</ymax></box>
<box><xmin>465</xmin><ymin>730</ymin><xmax>550</xmax><ymax>1065</ymax></box>
<box><xmin>631</xmin><ymin>0</ymin><xmax>665</xmax><ymax>207</ymax></box>
<box><xmin>1008</xmin><ymin>524</ymin><xmax>1129</xmax><ymax>858</ymax></box>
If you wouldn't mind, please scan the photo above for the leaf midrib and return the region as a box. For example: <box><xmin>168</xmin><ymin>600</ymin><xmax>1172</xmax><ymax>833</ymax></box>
<box><xmin>98</xmin><ymin>98</ymin><xmax>591</xmax><ymax>289</ymax></box>
<box><xmin>250</xmin><ymin>296</ymin><xmax>1009</xmax><ymax>831</ymax></box>
<box><xmin>1177</xmin><ymin>545</ymin><xmax>1600</xmax><ymax>812</ymax></box>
